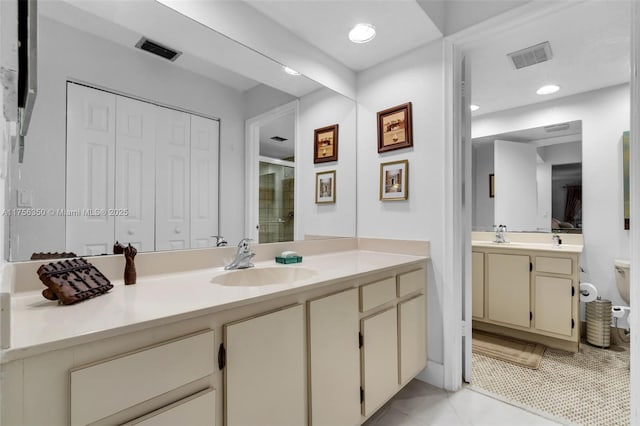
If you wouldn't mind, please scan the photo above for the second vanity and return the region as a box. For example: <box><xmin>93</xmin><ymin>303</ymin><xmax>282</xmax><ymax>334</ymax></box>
<box><xmin>472</xmin><ymin>232</ymin><xmax>583</xmax><ymax>352</ymax></box>
<box><xmin>0</xmin><ymin>238</ymin><xmax>428</xmax><ymax>426</ymax></box>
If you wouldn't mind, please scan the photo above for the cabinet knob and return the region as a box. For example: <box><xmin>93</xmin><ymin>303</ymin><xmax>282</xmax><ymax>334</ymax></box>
<box><xmin>174</xmin><ymin>227</ymin><xmax>181</xmax><ymax>234</ymax></box>
<box><xmin>127</xmin><ymin>229</ymin><xmax>135</xmax><ymax>235</ymax></box>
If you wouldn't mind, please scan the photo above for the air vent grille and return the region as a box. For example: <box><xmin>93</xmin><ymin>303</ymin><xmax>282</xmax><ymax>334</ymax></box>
<box><xmin>270</xmin><ymin>136</ymin><xmax>288</xmax><ymax>142</ymax></box>
<box><xmin>135</xmin><ymin>37</ymin><xmax>182</xmax><ymax>62</ymax></box>
<box><xmin>544</xmin><ymin>123</ymin><xmax>571</xmax><ymax>133</ymax></box>
<box><xmin>507</xmin><ymin>41</ymin><xmax>552</xmax><ymax>69</ymax></box>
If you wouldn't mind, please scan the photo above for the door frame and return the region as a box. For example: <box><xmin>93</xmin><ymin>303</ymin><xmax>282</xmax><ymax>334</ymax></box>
<box><xmin>245</xmin><ymin>100</ymin><xmax>300</xmax><ymax>243</ymax></box>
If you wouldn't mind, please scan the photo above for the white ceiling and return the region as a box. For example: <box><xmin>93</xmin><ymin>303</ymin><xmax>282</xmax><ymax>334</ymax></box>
<box><xmin>260</xmin><ymin>113</ymin><xmax>296</xmax><ymax>159</ymax></box>
<box><xmin>463</xmin><ymin>1</ymin><xmax>631</xmax><ymax>116</ymax></box>
<box><xmin>473</xmin><ymin>120</ymin><xmax>582</xmax><ymax>146</ymax></box>
<box><xmin>244</xmin><ymin>0</ymin><xmax>443</xmax><ymax>71</ymax></box>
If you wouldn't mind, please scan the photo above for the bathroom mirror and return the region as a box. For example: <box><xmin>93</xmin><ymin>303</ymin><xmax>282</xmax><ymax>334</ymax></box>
<box><xmin>4</xmin><ymin>0</ymin><xmax>357</xmax><ymax>261</ymax></box>
<box><xmin>472</xmin><ymin>121</ymin><xmax>582</xmax><ymax>233</ymax></box>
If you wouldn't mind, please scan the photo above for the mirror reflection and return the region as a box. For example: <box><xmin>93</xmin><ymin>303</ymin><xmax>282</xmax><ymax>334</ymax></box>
<box><xmin>7</xmin><ymin>0</ymin><xmax>356</xmax><ymax>261</ymax></box>
<box><xmin>472</xmin><ymin>121</ymin><xmax>583</xmax><ymax>233</ymax></box>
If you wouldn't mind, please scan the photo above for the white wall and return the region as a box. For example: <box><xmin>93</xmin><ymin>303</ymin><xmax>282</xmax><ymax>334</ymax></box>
<box><xmin>10</xmin><ymin>17</ymin><xmax>247</xmax><ymax>260</ymax></box>
<box><xmin>244</xmin><ymin>84</ymin><xmax>296</xmax><ymax>120</ymax></box>
<box><xmin>473</xmin><ymin>84</ymin><xmax>631</xmax><ymax>323</ymax></box>
<box><xmin>536</xmin><ymin>162</ymin><xmax>552</xmax><ymax>231</ymax></box>
<box><xmin>356</xmin><ymin>41</ymin><xmax>446</xmax><ymax>371</ymax></box>
<box><xmin>472</xmin><ymin>142</ymin><xmax>494</xmax><ymax>230</ymax></box>
<box><xmin>299</xmin><ymin>88</ymin><xmax>356</xmax><ymax>238</ymax></box>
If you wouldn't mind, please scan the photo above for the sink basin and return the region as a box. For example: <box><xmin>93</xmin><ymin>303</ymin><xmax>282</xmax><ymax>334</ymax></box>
<box><xmin>211</xmin><ymin>266</ymin><xmax>317</xmax><ymax>286</ymax></box>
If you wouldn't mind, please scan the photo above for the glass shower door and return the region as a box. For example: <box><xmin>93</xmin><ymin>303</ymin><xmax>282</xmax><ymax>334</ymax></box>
<box><xmin>259</xmin><ymin>161</ymin><xmax>294</xmax><ymax>243</ymax></box>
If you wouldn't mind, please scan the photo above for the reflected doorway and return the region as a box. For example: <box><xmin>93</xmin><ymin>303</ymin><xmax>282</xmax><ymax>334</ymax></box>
<box><xmin>259</xmin><ymin>160</ymin><xmax>295</xmax><ymax>243</ymax></box>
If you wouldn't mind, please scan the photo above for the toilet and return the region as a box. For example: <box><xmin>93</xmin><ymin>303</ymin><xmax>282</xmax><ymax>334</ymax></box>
<box><xmin>614</xmin><ymin>259</ymin><xmax>630</xmax><ymax>305</ymax></box>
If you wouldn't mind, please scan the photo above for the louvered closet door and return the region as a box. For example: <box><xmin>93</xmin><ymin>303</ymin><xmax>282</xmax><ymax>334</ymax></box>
<box><xmin>66</xmin><ymin>83</ymin><xmax>116</xmax><ymax>256</ymax></box>
<box><xmin>156</xmin><ymin>107</ymin><xmax>191</xmax><ymax>251</ymax></box>
<box><xmin>190</xmin><ymin>115</ymin><xmax>219</xmax><ymax>248</ymax></box>
<box><xmin>114</xmin><ymin>96</ymin><xmax>156</xmax><ymax>252</ymax></box>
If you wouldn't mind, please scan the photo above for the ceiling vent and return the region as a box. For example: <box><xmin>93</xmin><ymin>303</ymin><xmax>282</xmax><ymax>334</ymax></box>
<box><xmin>544</xmin><ymin>123</ymin><xmax>571</xmax><ymax>133</ymax></box>
<box><xmin>270</xmin><ymin>136</ymin><xmax>288</xmax><ymax>142</ymax></box>
<box><xmin>135</xmin><ymin>37</ymin><xmax>182</xmax><ymax>62</ymax></box>
<box><xmin>507</xmin><ymin>41</ymin><xmax>553</xmax><ymax>69</ymax></box>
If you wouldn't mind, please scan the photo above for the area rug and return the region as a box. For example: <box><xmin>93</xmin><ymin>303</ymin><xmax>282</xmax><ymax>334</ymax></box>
<box><xmin>472</xmin><ymin>330</ymin><xmax>545</xmax><ymax>369</ymax></box>
<box><xmin>471</xmin><ymin>343</ymin><xmax>631</xmax><ymax>425</ymax></box>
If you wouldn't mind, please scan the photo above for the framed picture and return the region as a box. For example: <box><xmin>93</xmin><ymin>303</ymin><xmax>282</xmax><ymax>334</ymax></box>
<box><xmin>315</xmin><ymin>170</ymin><xmax>336</xmax><ymax>204</ymax></box>
<box><xmin>380</xmin><ymin>160</ymin><xmax>408</xmax><ymax>201</ymax></box>
<box><xmin>377</xmin><ymin>102</ymin><xmax>413</xmax><ymax>153</ymax></box>
<box><xmin>489</xmin><ymin>174</ymin><xmax>495</xmax><ymax>198</ymax></box>
<box><xmin>314</xmin><ymin>124</ymin><xmax>339</xmax><ymax>163</ymax></box>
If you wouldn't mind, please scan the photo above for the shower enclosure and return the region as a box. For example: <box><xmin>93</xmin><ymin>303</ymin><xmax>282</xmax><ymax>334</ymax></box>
<box><xmin>259</xmin><ymin>161</ymin><xmax>294</xmax><ymax>243</ymax></box>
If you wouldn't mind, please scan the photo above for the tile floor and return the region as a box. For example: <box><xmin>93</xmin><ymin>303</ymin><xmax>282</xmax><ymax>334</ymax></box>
<box><xmin>363</xmin><ymin>379</ymin><xmax>564</xmax><ymax>426</ymax></box>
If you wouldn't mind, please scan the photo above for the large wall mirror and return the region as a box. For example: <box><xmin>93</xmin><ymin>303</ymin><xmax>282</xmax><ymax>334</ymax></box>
<box><xmin>472</xmin><ymin>120</ymin><xmax>582</xmax><ymax>233</ymax></box>
<box><xmin>6</xmin><ymin>0</ymin><xmax>357</xmax><ymax>261</ymax></box>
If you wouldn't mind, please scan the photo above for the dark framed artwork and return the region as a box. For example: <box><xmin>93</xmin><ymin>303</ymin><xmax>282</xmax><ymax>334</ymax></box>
<box><xmin>314</xmin><ymin>124</ymin><xmax>339</xmax><ymax>163</ymax></box>
<box><xmin>377</xmin><ymin>102</ymin><xmax>413</xmax><ymax>153</ymax></box>
<box><xmin>380</xmin><ymin>160</ymin><xmax>408</xmax><ymax>201</ymax></box>
<box><xmin>489</xmin><ymin>174</ymin><xmax>495</xmax><ymax>198</ymax></box>
<box><xmin>315</xmin><ymin>170</ymin><xmax>336</xmax><ymax>204</ymax></box>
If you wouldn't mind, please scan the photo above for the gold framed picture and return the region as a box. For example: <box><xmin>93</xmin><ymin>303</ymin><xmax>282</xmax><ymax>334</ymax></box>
<box><xmin>315</xmin><ymin>170</ymin><xmax>336</xmax><ymax>204</ymax></box>
<box><xmin>314</xmin><ymin>124</ymin><xmax>338</xmax><ymax>163</ymax></box>
<box><xmin>380</xmin><ymin>160</ymin><xmax>408</xmax><ymax>201</ymax></box>
<box><xmin>377</xmin><ymin>102</ymin><xmax>413</xmax><ymax>153</ymax></box>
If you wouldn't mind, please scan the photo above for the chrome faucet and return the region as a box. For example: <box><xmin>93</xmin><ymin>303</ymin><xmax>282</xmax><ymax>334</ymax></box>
<box><xmin>212</xmin><ymin>235</ymin><xmax>228</xmax><ymax>247</ymax></box>
<box><xmin>494</xmin><ymin>224</ymin><xmax>508</xmax><ymax>243</ymax></box>
<box><xmin>224</xmin><ymin>238</ymin><xmax>256</xmax><ymax>270</ymax></box>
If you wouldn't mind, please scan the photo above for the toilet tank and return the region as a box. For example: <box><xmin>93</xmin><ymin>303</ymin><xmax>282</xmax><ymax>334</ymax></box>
<box><xmin>614</xmin><ymin>259</ymin><xmax>630</xmax><ymax>305</ymax></box>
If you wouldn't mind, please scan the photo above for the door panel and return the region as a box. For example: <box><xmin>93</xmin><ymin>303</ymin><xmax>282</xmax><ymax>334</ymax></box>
<box><xmin>66</xmin><ymin>83</ymin><xmax>116</xmax><ymax>256</ymax></box>
<box><xmin>534</xmin><ymin>276</ymin><xmax>573</xmax><ymax>336</ymax></box>
<box><xmin>487</xmin><ymin>253</ymin><xmax>530</xmax><ymax>328</ymax></box>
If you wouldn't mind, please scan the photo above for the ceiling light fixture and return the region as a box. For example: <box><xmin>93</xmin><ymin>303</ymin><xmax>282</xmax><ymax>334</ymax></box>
<box><xmin>282</xmin><ymin>66</ymin><xmax>300</xmax><ymax>76</ymax></box>
<box><xmin>536</xmin><ymin>84</ymin><xmax>560</xmax><ymax>95</ymax></box>
<box><xmin>470</xmin><ymin>104</ymin><xmax>480</xmax><ymax>112</ymax></box>
<box><xmin>349</xmin><ymin>23</ymin><xmax>376</xmax><ymax>44</ymax></box>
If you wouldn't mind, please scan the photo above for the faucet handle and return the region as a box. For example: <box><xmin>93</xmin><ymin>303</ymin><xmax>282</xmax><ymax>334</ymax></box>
<box><xmin>211</xmin><ymin>235</ymin><xmax>228</xmax><ymax>247</ymax></box>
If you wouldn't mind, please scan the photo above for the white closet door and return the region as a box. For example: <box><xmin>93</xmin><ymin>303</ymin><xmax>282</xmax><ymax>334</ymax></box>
<box><xmin>190</xmin><ymin>115</ymin><xmax>219</xmax><ymax>248</ymax></box>
<box><xmin>114</xmin><ymin>96</ymin><xmax>156</xmax><ymax>252</ymax></box>
<box><xmin>156</xmin><ymin>107</ymin><xmax>191</xmax><ymax>251</ymax></box>
<box><xmin>66</xmin><ymin>83</ymin><xmax>116</xmax><ymax>256</ymax></box>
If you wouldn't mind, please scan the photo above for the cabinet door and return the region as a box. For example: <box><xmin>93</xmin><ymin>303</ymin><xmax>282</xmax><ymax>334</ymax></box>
<box><xmin>534</xmin><ymin>276</ymin><xmax>573</xmax><ymax>336</ymax></box>
<box><xmin>224</xmin><ymin>304</ymin><xmax>305</xmax><ymax>426</ymax></box>
<box><xmin>472</xmin><ymin>252</ymin><xmax>485</xmax><ymax>319</ymax></box>
<box><xmin>125</xmin><ymin>389</ymin><xmax>215</xmax><ymax>426</ymax></box>
<box><xmin>190</xmin><ymin>115</ymin><xmax>220</xmax><ymax>248</ymax></box>
<box><xmin>487</xmin><ymin>253</ymin><xmax>530</xmax><ymax>328</ymax></box>
<box><xmin>308</xmin><ymin>289</ymin><xmax>360</xmax><ymax>426</ymax></box>
<box><xmin>361</xmin><ymin>307</ymin><xmax>398</xmax><ymax>417</ymax></box>
<box><xmin>156</xmin><ymin>107</ymin><xmax>191</xmax><ymax>251</ymax></box>
<box><xmin>115</xmin><ymin>96</ymin><xmax>156</xmax><ymax>252</ymax></box>
<box><xmin>398</xmin><ymin>294</ymin><xmax>426</xmax><ymax>385</ymax></box>
<box><xmin>66</xmin><ymin>83</ymin><xmax>116</xmax><ymax>256</ymax></box>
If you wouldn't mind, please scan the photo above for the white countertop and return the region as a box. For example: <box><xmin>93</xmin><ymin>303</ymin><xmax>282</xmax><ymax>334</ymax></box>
<box><xmin>471</xmin><ymin>240</ymin><xmax>583</xmax><ymax>253</ymax></box>
<box><xmin>3</xmin><ymin>250</ymin><xmax>426</xmax><ymax>362</ymax></box>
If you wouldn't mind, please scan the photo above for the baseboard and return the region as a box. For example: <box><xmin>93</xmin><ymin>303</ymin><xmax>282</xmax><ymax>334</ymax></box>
<box><xmin>414</xmin><ymin>360</ymin><xmax>444</xmax><ymax>388</ymax></box>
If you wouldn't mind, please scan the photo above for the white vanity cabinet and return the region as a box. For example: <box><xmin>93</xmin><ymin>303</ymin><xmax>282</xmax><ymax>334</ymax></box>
<box><xmin>223</xmin><ymin>304</ymin><xmax>306</xmax><ymax>426</ymax></box>
<box><xmin>472</xmin><ymin>245</ymin><xmax>581</xmax><ymax>352</ymax></box>
<box><xmin>359</xmin><ymin>270</ymin><xmax>427</xmax><ymax>417</ymax></box>
<box><xmin>70</xmin><ymin>329</ymin><xmax>216</xmax><ymax>426</ymax></box>
<box><xmin>487</xmin><ymin>253</ymin><xmax>531</xmax><ymax>328</ymax></box>
<box><xmin>308</xmin><ymin>289</ymin><xmax>361</xmax><ymax>426</ymax></box>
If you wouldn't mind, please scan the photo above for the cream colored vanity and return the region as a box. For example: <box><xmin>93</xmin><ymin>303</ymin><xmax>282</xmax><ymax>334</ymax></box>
<box><xmin>0</xmin><ymin>242</ymin><xmax>428</xmax><ymax>426</ymax></box>
<box><xmin>472</xmin><ymin>234</ymin><xmax>583</xmax><ymax>352</ymax></box>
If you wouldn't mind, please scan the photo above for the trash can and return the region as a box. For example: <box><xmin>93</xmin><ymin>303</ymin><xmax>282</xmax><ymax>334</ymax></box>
<box><xmin>586</xmin><ymin>297</ymin><xmax>612</xmax><ymax>348</ymax></box>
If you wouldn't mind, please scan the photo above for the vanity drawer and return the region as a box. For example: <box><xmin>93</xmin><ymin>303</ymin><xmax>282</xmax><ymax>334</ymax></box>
<box><xmin>360</xmin><ymin>277</ymin><xmax>396</xmax><ymax>312</ymax></box>
<box><xmin>397</xmin><ymin>269</ymin><xmax>426</xmax><ymax>297</ymax></box>
<box><xmin>71</xmin><ymin>330</ymin><xmax>215</xmax><ymax>426</ymax></box>
<box><xmin>536</xmin><ymin>257</ymin><xmax>572</xmax><ymax>275</ymax></box>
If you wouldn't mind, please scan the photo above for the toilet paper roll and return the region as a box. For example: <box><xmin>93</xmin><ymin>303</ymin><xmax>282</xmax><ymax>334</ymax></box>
<box><xmin>580</xmin><ymin>282</ymin><xmax>598</xmax><ymax>303</ymax></box>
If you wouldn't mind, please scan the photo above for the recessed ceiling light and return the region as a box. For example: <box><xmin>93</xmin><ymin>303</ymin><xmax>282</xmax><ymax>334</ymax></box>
<box><xmin>282</xmin><ymin>66</ymin><xmax>300</xmax><ymax>76</ymax></box>
<box><xmin>536</xmin><ymin>84</ymin><xmax>560</xmax><ymax>95</ymax></box>
<box><xmin>470</xmin><ymin>104</ymin><xmax>480</xmax><ymax>112</ymax></box>
<box><xmin>349</xmin><ymin>23</ymin><xmax>376</xmax><ymax>44</ymax></box>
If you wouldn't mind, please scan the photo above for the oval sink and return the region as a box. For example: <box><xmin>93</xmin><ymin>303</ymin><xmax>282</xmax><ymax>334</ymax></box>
<box><xmin>211</xmin><ymin>266</ymin><xmax>317</xmax><ymax>286</ymax></box>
